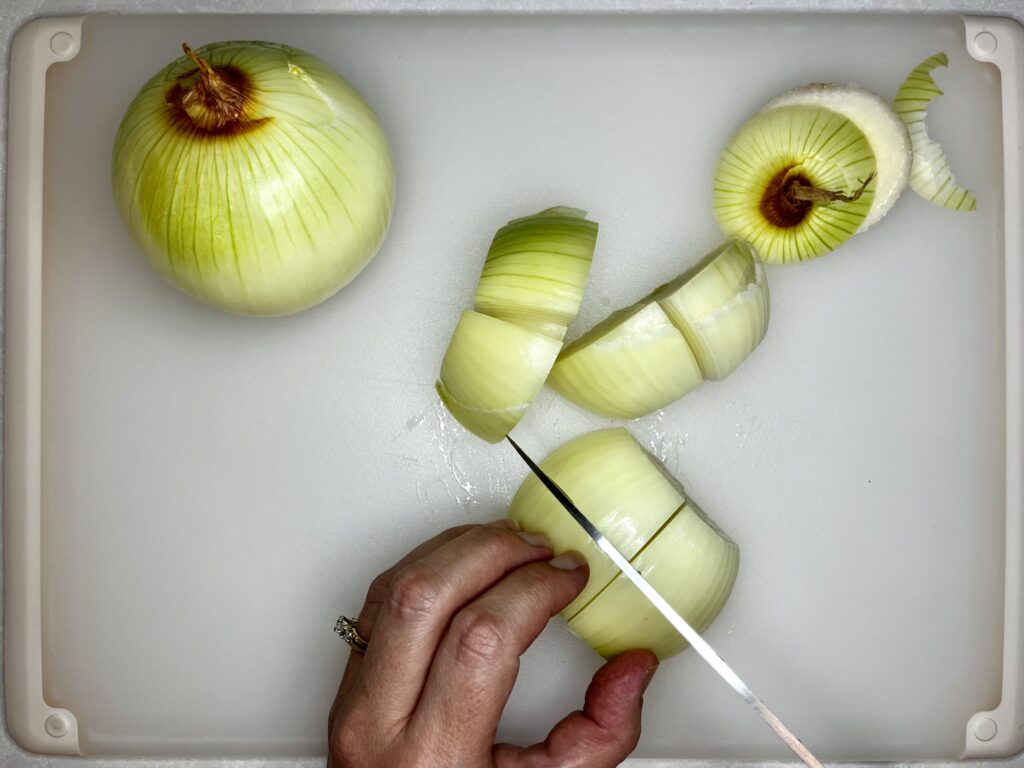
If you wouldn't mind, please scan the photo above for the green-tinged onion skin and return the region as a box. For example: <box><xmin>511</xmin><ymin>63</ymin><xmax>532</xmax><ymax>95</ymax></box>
<box><xmin>567</xmin><ymin>498</ymin><xmax>739</xmax><ymax>660</ymax></box>
<box><xmin>713</xmin><ymin>104</ymin><xmax>876</xmax><ymax>264</ymax></box>
<box><xmin>474</xmin><ymin>207</ymin><xmax>598</xmax><ymax>341</ymax></box>
<box><xmin>437</xmin><ymin>311</ymin><xmax>561</xmax><ymax>443</ymax></box>
<box><xmin>508</xmin><ymin>428</ymin><xmax>687</xmax><ymax>615</ymax></box>
<box><xmin>894</xmin><ymin>52</ymin><xmax>977</xmax><ymax>212</ymax></box>
<box><xmin>508</xmin><ymin>428</ymin><xmax>738</xmax><ymax>660</ymax></box>
<box><xmin>112</xmin><ymin>41</ymin><xmax>395</xmax><ymax>316</ymax></box>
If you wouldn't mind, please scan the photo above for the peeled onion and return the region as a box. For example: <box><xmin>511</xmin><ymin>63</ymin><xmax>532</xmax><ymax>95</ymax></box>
<box><xmin>112</xmin><ymin>41</ymin><xmax>395</xmax><ymax>316</ymax></box>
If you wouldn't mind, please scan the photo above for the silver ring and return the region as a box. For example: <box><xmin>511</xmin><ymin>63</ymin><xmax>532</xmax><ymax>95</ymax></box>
<box><xmin>334</xmin><ymin>615</ymin><xmax>368</xmax><ymax>653</ymax></box>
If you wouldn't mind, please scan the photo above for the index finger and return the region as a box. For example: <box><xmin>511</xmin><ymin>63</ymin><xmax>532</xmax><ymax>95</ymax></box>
<box><xmin>342</xmin><ymin>522</ymin><xmax>554</xmax><ymax>728</ymax></box>
<box><xmin>411</xmin><ymin>553</ymin><xmax>590</xmax><ymax>764</ymax></box>
<box><xmin>331</xmin><ymin>520</ymin><xmax>514</xmax><ymax>724</ymax></box>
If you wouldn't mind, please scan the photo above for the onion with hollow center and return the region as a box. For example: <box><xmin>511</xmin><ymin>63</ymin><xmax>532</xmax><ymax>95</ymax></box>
<box><xmin>112</xmin><ymin>41</ymin><xmax>395</xmax><ymax>316</ymax></box>
<box><xmin>713</xmin><ymin>104</ymin><xmax>878</xmax><ymax>264</ymax></box>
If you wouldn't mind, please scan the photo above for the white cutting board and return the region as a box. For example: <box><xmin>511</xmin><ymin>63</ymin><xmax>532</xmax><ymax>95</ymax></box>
<box><xmin>34</xmin><ymin>11</ymin><xmax>1005</xmax><ymax>760</ymax></box>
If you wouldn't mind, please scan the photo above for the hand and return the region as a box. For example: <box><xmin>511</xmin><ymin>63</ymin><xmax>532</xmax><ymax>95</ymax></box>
<box><xmin>328</xmin><ymin>520</ymin><xmax>658</xmax><ymax>768</ymax></box>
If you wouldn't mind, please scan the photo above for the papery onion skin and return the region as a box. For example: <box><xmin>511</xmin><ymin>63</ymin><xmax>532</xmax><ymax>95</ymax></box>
<box><xmin>112</xmin><ymin>41</ymin><xmax>395</xmax><ymax>316</ymax></box>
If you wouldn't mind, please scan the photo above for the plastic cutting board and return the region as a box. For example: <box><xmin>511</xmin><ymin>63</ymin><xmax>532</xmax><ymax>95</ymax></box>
<box><xmin>5</xmin><ymin>10</ymin><xmax>1023</xmax><ymax>762</ymax></box>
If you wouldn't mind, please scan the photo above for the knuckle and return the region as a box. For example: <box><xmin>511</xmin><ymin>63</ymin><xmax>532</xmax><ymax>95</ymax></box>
<box><xmin>465</xmin><ymin>524</ymin><xmax>518</xmax><ymax>558</ymax></box>
<box><xmin>386</xmin><ymin>563</ymin><xmax>442</xmax><ymax>621</ymax></box>
<box><xmin>450</xmin><ymin>608</ymin><xmax>508</xmax><ymax>665</ymax></box>
<box><xmin>364</xmin><ymin>570</ymin><xmax>393</xmax><ymax>606</ymax></box>
<box><xmin>328</xmin><ymin>716</ymin><xmax>368</xmax><ymax>767</ymax></box>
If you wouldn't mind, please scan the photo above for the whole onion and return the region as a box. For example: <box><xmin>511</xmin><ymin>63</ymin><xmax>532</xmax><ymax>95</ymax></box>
<box><xmin>112</xmin><ymin>41</ymin><xmax>395</xmax><ymax>316</ymax></box>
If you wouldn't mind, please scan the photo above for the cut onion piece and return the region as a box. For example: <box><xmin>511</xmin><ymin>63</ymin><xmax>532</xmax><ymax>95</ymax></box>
<box><xmin>894</xmin><ymin>52</ymin><xmax>977</xmax><ymax>211</ymax></box>
<box><xmin>567</xmin><ymin>498</ymin><xmax>739</xmax><ymax>660</ymax></box>
<box><xmin>437</xmin><ymin>208</ymin><xmax>597</xmax><ymax>441</ymax></box>
<box><xmin>547</xmin><ymin>300</ymin><xmax>703</xmax><ymax>419</ymax></box>
<box><xmin>713</xmin><ymin>104</ymin><xmax>877</xmax><ymax>264</ymax></box>
<box><xmin>508</xmin><ymin>428</ymin><xmax>687</xmax><ymax>616</ymax></box>
<box><xmin>653</xmin><ymin>239</ymin><xmax>769</xmax><ymax>381</ymax></box>
<box><xmin>436</xmin><ymin>311</ymin><xmax>560</xmax><ymax>443</ymax></box>
<box><xmin>474</xmin><ymin>207</ymin><xmax>598</xmax><ymax>341</ymax></box>
<box><xmin>764</xmin><ymin>84</ymin><xmax>911</xmax><ymax>232</ymax></box>
<box><xmin>549</xmin><ymin>239</ymin><xmax>769</xmax><ymax>418</ymax></box>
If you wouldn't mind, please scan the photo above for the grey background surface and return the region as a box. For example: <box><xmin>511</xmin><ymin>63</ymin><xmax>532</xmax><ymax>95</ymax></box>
<box><xmin>2</xmin><ymin>1</ymin><xmax>1023</xmax><ymax>767</ymax></box>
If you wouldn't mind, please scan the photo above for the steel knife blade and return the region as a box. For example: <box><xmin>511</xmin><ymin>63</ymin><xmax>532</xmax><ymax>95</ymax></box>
<box><xmin>506</xmin><ymin>435</ymin><xmax>823</xmax><ymax>768</ymax></box>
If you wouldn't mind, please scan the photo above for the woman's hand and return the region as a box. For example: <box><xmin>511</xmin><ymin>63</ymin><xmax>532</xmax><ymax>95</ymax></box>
<box><xmin>328</xmin><ymin>519</ymin><xmax>658</xmax><ymax>768</ymax></box>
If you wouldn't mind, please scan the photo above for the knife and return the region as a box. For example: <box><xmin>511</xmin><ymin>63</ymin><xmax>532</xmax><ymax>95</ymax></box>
<box><xmin>506</xmin><ymin>435</ymin><xmax>824</xmax><ymax>768</ymax></box>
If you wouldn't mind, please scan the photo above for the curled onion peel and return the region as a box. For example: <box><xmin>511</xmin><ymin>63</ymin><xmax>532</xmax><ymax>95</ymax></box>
<box><xmin>508</xmin><ymin>428</ymin><xmax>686</xmax><ymax>615</ymax></box>
<box><xmin>508</xmin><ymin>429</ymin><xmax>738</xmax><ymax>660</ymax></box>
<box><xmin>894</xmin><ymin>52</ymin><xmax>978</xmax><ymax>212</ymax></box>
<box><xmin>112</xmin><ymin>41</ymin><xmax>395</xmax><ymax>316</ymax></box>
<box><xmin>549</xmin><ymin>239</ymin><xmax>768</xmax><ymax>419</ymax></box>
<box><xmin>436</xmin><ymin>208</ymin><xmax>597</xmax><ymax>442</ymax></box>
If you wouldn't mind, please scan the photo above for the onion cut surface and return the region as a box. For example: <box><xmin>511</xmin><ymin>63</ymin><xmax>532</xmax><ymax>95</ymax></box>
<box><xmin>713</xmin><ymin>104</ymin><xmax>877</xmax><ymax>264</ymax></box>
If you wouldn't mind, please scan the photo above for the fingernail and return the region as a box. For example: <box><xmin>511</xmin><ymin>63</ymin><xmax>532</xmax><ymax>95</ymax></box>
<box><xmin>642</xmin><ymin>663</ymin><xmax>659</xmax><ymax>692</ymax></box>
<box><xmin>517</xmin><ymin>531</ymin><xmax>550</xmax><ymax>548</ymax></box>
<box><xmin>549</xmin><ymin>551</ymin><xmax>587</xmax><ymax>570</ymax></box>
<box><xmin>490</xmin><ymin>518</ymin><xmax>520</xmax><ymax>530</ymax></box>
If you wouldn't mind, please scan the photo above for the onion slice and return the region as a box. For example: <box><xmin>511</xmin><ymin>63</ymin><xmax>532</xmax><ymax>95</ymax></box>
<box><xmin>547</xmin><ymin>300</ymin><xmax>703</xmax><ymax>420</ymax></box>
<box><xmin>894</xmin><ymin>52</ymin><xmax>977</xmax><ymax>212</ymax></box>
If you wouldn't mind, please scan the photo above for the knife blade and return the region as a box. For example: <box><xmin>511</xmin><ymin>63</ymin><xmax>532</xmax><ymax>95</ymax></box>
<box><xmin>506</xmin><ymin>435</ymin><xmax>823</xmax><ymax>768</ymax></box>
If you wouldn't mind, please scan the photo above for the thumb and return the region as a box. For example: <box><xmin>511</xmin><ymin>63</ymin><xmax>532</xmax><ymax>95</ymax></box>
<box><xmin>494</xmin><ymin>649</ymin><xmax>658</xmax><ymax>768</ymax></box>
